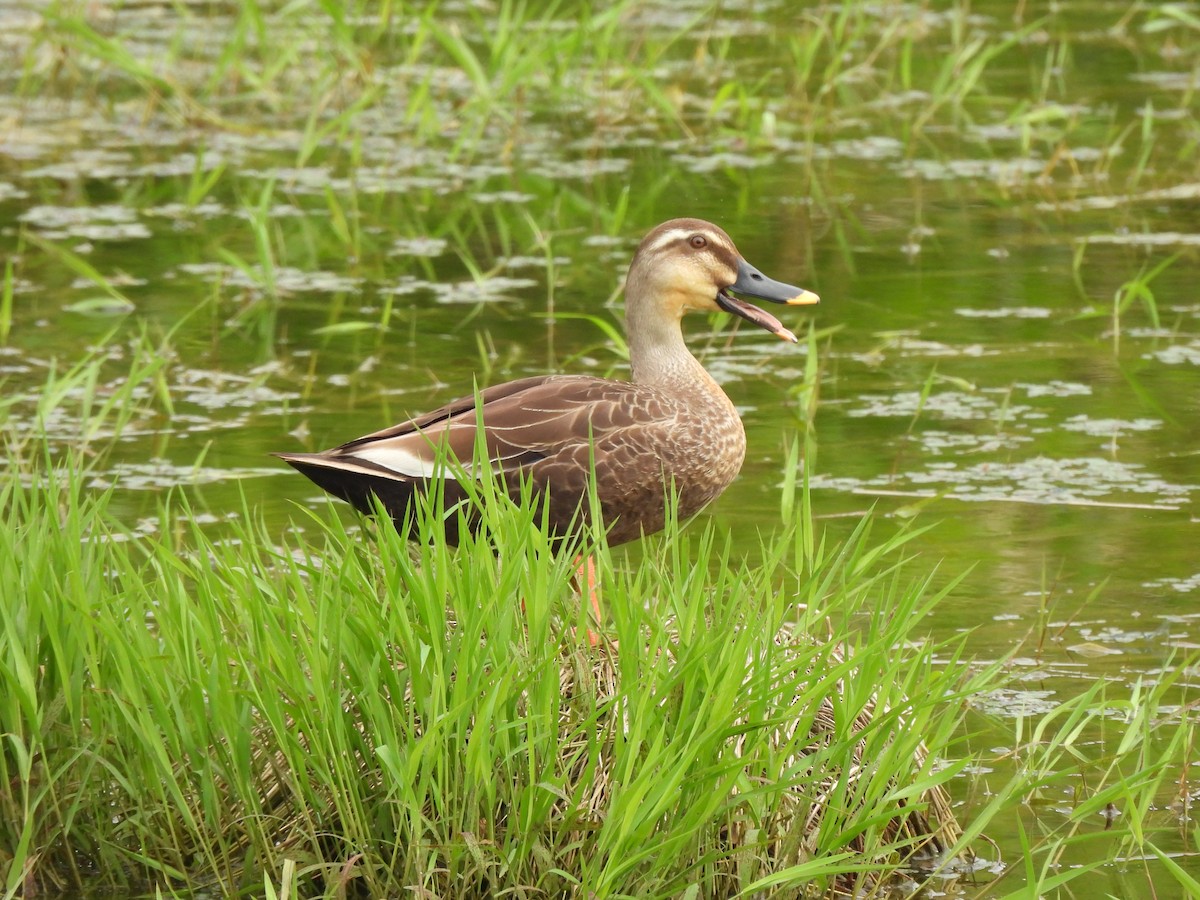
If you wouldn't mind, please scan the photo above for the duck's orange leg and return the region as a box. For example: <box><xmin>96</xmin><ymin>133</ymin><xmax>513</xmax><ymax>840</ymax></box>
<box><xmin>573</xmin><ymin>554</ymin><xmax>604</xmax><ymax>647</ymax></box>
<box><xmin>520</xmin><ymin>555</ymin><xmax>606</xmax><ymax>647</ymax></box>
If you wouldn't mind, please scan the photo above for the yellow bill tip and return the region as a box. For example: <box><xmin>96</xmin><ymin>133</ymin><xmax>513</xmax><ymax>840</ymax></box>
<box><xmin>786</xmin><ymin>289</ymin><xmax>821</xmax><ymax>306</ymax></box>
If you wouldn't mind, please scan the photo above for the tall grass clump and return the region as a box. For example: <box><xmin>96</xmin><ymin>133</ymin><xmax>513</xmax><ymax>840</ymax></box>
<box><xmin>1</xmin><ymin>346</ymin><xmax>977</xmax><ymax>897</ymax></box>
<box><xmin>3</xmin><ymin>343</ymin><xmax>1198</xmax><ymax>898</ymax></box>
<box><xmin>0</xmin><ymin>450</ymin><xmax>972</xmax><ymax>897</ymax></box>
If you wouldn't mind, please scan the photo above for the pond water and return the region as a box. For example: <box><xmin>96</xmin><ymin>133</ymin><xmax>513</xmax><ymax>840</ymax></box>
<box><xmin>2</xmin><ymin>0</ymin><xmax>1199</xmax><ymax>894</ymax></box>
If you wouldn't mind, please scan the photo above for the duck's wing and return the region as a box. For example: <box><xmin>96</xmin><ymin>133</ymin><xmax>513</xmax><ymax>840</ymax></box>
<box><xmin>275</xmin><ymin>375</ymin><xmax>678</xmax><ymax>526</ymax></box>
<box><xmin>330</xmin><ymin>374</ymin><xmax>568</xmax><ymax>478</ymax></box>
<box><xmin>319</xmin><ymin>374</ymin><xmax>662</xmax><ymax>474</ymax></box>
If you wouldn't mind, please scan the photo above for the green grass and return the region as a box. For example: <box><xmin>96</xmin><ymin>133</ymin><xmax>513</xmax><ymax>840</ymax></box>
<box><xmin>0</xmin><ymin>424</ymin><xmax>962</xmax><ymax>895</ymax></box>
<box><xmin>2</xmin><ymin>337</ymin><xmax>1199</xmax><ymax>899</ymax></box>
<box><xmin>13</xmin><ymin>0</ymin><xmax>1196</xmax><ymax>347</ymax></box>
<box><xmin>5</xmin><ymin>2</ymin><xmax>1200</xmax><ymax>895</ymax></box>
<box><xmin>22</xmin><ymin>2</ymin><xmax>1198</xmax><ymax>184</ymax></box>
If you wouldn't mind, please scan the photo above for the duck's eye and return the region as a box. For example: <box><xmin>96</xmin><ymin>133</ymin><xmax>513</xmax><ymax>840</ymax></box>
<box><xmin>689</xmin><ymin>235</ymin><xmax>707</xmax><ymax>249</ymax></box>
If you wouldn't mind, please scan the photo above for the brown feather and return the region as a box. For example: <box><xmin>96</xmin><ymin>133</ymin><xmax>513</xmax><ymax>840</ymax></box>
<box><xmin>277</xmin><ymin>218</ymin><xmax>816</xmax><ymax>549</ymax></box>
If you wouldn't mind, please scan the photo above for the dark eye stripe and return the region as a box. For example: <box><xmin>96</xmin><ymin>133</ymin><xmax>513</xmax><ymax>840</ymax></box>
<box><xmin>638</xmin><ymin>226</ymin><xmax>739</xmax><ymax>269</ymax></box>
<box><xmin>677</xmin><ymin>235</ymin><xmax>737</xmax><ymax>267</ymax></box>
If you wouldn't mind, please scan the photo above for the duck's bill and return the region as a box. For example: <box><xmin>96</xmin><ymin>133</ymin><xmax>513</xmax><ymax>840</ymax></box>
<box><xmin>716</xmin><ymin>289</ymin><xmax>800</xmax><ymax>343</ymax></box>
<box><xmin>730</xmin><ymin>258</ymin><xmax>820</xmax><ymax>306</ymax></box>
<box><xmin>717</xmin><ymin>258</ymin><xmax>820</xmax><ymax>343</ymax></box>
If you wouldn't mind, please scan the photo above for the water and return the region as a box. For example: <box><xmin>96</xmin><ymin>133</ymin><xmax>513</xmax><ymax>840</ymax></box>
<box><xmin>2</xmin><ymin>0</ymin><xmax>1199</xmax><ymax>893</ymax></box>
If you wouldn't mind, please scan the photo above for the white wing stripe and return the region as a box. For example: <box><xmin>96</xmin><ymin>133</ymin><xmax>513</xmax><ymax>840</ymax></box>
<box><xmin>353</xmin><ymin>445</ymin><xmax>448</xmax><ymax>479</ymax></box>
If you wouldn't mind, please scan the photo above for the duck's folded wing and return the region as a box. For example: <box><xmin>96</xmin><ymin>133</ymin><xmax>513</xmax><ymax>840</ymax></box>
<box><xmin>302</xmin><ymin>375</ymin><xmax>674</xmax><ymax>484</ymax></box>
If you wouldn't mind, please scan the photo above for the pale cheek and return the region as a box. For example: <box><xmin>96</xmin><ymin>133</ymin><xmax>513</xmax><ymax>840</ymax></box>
<box><xmin>680</xmin><ymin>292</ymin><xmax>719</xmax><ymax>314</ymax></box>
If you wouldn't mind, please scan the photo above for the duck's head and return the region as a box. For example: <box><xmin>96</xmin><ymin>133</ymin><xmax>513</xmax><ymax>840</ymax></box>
<box><xmin>626</xmin><ymin>217</ymin><xmax>819</xmax><ymax>343</ymax></box>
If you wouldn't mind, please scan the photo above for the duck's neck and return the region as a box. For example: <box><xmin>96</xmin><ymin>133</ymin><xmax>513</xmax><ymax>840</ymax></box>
<box><xmin>626</xmin><ymin>297</ymin><xmax>718</xmax><ymax>393</ymax></box>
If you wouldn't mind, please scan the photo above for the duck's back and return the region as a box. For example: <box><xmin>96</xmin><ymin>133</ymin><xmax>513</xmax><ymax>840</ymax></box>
<box><xmin>281</xmin><ymin>372</ymin><xmax>747</xmax><ymax>546</ymax></box>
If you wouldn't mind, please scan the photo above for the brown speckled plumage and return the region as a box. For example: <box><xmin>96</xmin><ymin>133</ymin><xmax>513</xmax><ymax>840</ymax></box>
<box><xmin>277</xmin><ymin>218</ymin><xmax>819</xmax><ymax>547</ymax></box>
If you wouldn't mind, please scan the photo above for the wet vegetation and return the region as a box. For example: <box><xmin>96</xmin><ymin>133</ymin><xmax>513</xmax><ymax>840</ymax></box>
<box><xmin>2</xmin><ymin>0</ymin><xmax>1200</xmax><ymax>897</ymax></box>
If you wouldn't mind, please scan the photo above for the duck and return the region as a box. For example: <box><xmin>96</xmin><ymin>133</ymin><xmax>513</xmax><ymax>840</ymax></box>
<box><xmin>277</xmin><ymin>218</ymin><xmax>818</xmax><ymax>629</ymax></box>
